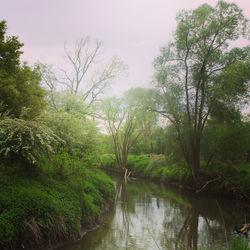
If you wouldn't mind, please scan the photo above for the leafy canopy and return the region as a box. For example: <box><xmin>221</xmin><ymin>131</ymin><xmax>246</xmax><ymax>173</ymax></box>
<box><xmin>153</xmin><ymin>0</ymin><xmax>249</xmax><ymax>181</ymax></box>
<box><xmin>0</xmin><ymin>21</ymin><xmax>46</xmax><ymax>119</ymax></box>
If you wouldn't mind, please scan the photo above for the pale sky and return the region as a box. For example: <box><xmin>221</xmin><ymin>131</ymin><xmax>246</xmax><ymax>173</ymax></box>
<box><xmin>1</xmin><ymin>0</ymin><xmax>249</xmax><ymax>95</ymax></box>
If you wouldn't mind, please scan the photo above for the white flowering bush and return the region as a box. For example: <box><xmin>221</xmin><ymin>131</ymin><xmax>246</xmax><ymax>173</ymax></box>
<box><xmin>0</xmin><ymin>118</ymin><xmax>63</xmax><ymax>165</ymax></box>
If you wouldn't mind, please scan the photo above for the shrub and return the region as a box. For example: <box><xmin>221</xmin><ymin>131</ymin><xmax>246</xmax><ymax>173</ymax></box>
<box><xmin>143</xmin><ymin>154</ymin><xmax>167</xmax><ymax>177</ymax></box>
<box><xmin>40</xmin><ymin>110</ymin><xmax>100</xmax><ymax>154</ymax></box>
<box><xmin>100</xmin><ymin>154</ymin><xmax>117</xmax><ymax>169</ymax></box>
<box><xmin>127</xmin><ymin>154</ymin><xmax>150</xmax><ymax>173</ymax></box>
<box><xmin>100</xmin><ymin>153</ymin><xmax>191</xmax><ymax>183</ymax></box>
<box><xmin>0</xmin><ymin>117</ymin><xmax>62</xmax><ymax>166</ymax></box>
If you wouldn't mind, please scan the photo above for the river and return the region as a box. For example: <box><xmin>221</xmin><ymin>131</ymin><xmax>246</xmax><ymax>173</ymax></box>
<box><xmin>57</xmin><ymin>175</ymin><xmax>248</xmax><ymax>250</ymax></box>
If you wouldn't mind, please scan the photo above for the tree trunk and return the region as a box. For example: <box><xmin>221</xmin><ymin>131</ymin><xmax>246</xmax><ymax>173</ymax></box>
<box><xmin>191</xmin><ymin>140</ymin><xmax>201</xmax><ymax>186</ymax></box>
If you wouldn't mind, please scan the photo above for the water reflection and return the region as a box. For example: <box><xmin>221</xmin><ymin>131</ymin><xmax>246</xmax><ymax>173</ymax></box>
<box><xmin>58</xmin><ymin>176</ymin><xmax>247</xmax><ymax>250</ymax></box>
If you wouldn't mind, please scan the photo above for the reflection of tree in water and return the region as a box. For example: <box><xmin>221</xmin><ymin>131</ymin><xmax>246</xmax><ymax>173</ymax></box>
<box><xmin>114</xmin><ymin>178</ymin><xmax>243</xmax><ymax>250</ymax></box>
<box><xmin>114</xmin><ymin>179</ymin><xmax>164</xmax><ymax>249</ymax></box>
<box><xmin>171</xmin><ymin>207</ymin><xmax>199</xmax><ymax>250</ymax></box>
<box><xmin>61</xmin><ymin>176</ymin><xmax>248</xmax><ymax>250</ymax></box>
<box><xmin>115</xmin><ymin>180</ymin><xmax>133</xmax><ymax>249</ymax></box>
<box><xmin>162</xmin><ymin>195</ymin><xmax>240</xmax><ymax>250</ymax></box>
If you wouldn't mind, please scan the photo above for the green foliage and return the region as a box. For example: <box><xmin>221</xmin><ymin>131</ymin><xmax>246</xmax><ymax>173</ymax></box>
<box><xmin>100</xmin><ymin>154</ymin><xmax>117</xmax><ymax>168</ymax></box>
<box><xmin>0</xmin><ymin>117</ymin><xmax>62</xmax><ymax>166</ymax></box>
<box><xmin>101</xmin><ymin>154</ymin><xmax>191</xmax><ymax>183</ymax></box>
<box><xmin>0</xmin><ymin>21</ymin><xmax>115</xmax><ymax>249</ymax></box>
<box><xmin>163</xmin><ymin>124</ymin><xmax>187</xmax><ymax>164</ymax></box>
<box><xmin>101</xmin><ymin>88</ymin><xmax>158</xmax><ymax>170</ymax></box>
<box><xmin>0</xmin><ymin>21</ymin><xmax>46</xmax><ymax>119</ymax></box>
<box><xmin>99</xmin><ymin>134</ymin><xmax>114</xmax><ymax>154</ymax></box>
<box><xmin>200</xmin><ymin>161</ymin><xmax>250</xmax><ymax>195</ymax></box>
<box><xmin>40</xmin><ymin>109</ymin><xmax>99</xmax><ymax>154</ymax></box>
<box><xmin>153</xmin><ymin>0</ymin><xmax>250</xmax><ymax>182</ymax></box>
<box><xmin>201</xmin><ymin>119</ymin><xmax>250</xmax><ymax>164</ymax></box>
<box><xmin>126</xmin><ymin>154</ymin><xmax>150</xmax><ymax>173</ymax></box>
<box><xmin>39</xmin><ymin>151</ymin><xmax>114</xmax><ymax>223</ymax></box>
<box><xmin>130</xmin><ymin>125</ymin><xmax>167</xmax><ymax>155</ymax></box>
<box><xmin>142</xmin><ymin>155</ymin><xmax>190</xmax><ymax>182</ymax></box>
<box><xmin>0</xmin><ymin>152</ymin><xmax>115</xmax><ymax>249</ymax></box>
<box><xmin>231</xmin><ymin>236</ymin><xmax>249</xmax><ymax>250</ymax></box>
<box><xmin>0</xmin><ymin>167</ymin><xmax>81</xmax><ymax>248</ymax></box>
<box><xmin>48</xmin><ymin>91</ymin><xmax>89</xmax><ymax>115</ymax></box>
<box><xmin>143</xmin><ymin>155</ymin><xmax>167</xmax><ymax>175</ymax></box>
<box><xmin>0</xmin><ymin>20</ymin><xmax>23</xmax><ymax>74</ymax></box>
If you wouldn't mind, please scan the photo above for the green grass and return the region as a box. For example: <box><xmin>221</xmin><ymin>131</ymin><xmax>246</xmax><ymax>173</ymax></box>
<box><xmin>0</xmin><ymin>152</ymin><xmax>115</xmax><ymax>249</ymax></box>
<box><xmin>101</xmin><ymin>154</ymin><xmax>191</xmax><ymax>183</ymax></box>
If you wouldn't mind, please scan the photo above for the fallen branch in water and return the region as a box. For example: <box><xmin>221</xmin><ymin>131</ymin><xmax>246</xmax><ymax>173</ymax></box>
<box><xmin>196</xmin><ymin>176</ymin><xmax>221</xmax><ymax>194</ymax></box>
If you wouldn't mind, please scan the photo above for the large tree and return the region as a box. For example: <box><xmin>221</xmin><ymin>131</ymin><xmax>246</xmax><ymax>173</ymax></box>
<box><xmin>153</xmin><ymin>1</ymin><xmax>250</xmax><ymax>184</ymax></box>
<box><xmin>0</xmin><ymin>21</ymin><xmax>46</xmax><ymax>119</ymax></box>
<box><xmin>101</xmin><ymin>88</ymin><xmax>157</xmax><ymax>177</ymax></box>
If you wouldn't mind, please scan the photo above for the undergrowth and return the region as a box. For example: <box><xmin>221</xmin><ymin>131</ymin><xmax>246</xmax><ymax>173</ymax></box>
<box><xmin>200</xmin><ymin>161</ymin><xmax>250</xmax><ymax>197</ymax></box>
<box><xmin>101</xmin><ymin>154</ymin><xmax>250</xmax><ymax>198</ymax></box>
<box><xmin>101</xmin><ymin>154</ymin><xmax>191</xmax><ymax>183</ymax></box>
<box><xmin>0</xmin><ymin>152</ymin><xmax>115</xmax><ymax>249</ymax></box>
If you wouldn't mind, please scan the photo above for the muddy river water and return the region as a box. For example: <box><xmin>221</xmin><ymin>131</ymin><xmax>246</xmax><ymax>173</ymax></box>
<box><xmin>57</xmin><ymin>175</ymin><xmax>248</xmax><ymax>250</ymax></box>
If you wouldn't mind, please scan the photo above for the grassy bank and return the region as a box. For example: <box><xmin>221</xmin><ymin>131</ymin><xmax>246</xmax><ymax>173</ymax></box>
<box><xmin>100</xmin><ymin>154</ymin><xmax>250</xmax><ymax>201</ymax></box>
<box><xmin>0</xmin><ymin>152</ymin><xmax>115</xmax><ymax>250</ymax></box>
<box><xmin>101</xmin><ymin>154</ymin><xmax>191</xmax><ymax>183</ymax></box>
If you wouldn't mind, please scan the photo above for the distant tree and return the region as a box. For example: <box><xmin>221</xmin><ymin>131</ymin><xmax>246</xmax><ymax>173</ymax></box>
<box><xmin>125</xmin><ymin>88</ymin><xmax>159</xmax><ymax>155</ymax></box>
<box><xmin>102</xmin><ymin>96</ymin><xmax>135</xmax><ymax>177</ymax></box>
<box><xmin>58</xmin><ymin>38</ymin><xmax>127</xmax><ymax>107</ymax></box>
<box><xmin>36</xmin><ymin>62</ymin><xmax>57</xmax><ymax>109</ymax></box>
<box><xmin>101</xmin><ymin>88</ymin><xmax>157</xmax><ymax>177</ymax></box>
<box><xmin>0</xmin><ymin>21</ymin><xmax>46</xmax><ymax>119</ymax></box>
<box><xmin>153</xmin><ymin>1</ymin><xmax>250</xmax><ymax>184</ymax></box>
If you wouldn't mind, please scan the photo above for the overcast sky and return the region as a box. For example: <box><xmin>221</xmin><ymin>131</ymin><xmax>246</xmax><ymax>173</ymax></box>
<box><xmin>2</xmin><ymin>0</ymin><xmax>249</xmax><ymax>95</ymax></box>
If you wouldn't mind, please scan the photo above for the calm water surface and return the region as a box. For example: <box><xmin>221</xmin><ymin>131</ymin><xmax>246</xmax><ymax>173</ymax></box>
<box><xmin>58</xmin><ymin>175</ymin><xmax>248</xmax><ymax>250</ymax></box>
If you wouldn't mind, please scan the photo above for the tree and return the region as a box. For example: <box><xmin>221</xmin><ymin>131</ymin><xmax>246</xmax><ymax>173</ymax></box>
<box><xmin>101</xmin><ymin>88</ymin><xmax>157</xmax><ymax>177</ymax></box>
<box><xmin>102</xmin><ymin>96</ymin><xmax>135</xmax><ymax>177</ymax></box>
<box><xmin>125</xmin><ymin>88</ymin><xmax>159</xmax><ymax>155</ymax></box>
<box><xmin>0</xmin><ymin>21</ymin><xmax>22</xmax><ymax>74</ymax></box>
<box><xmin>153</xmin><ymin>1</ymin><xmax>249</xmax><ymax>184</ymax></box>
<box><xmin>35</xmin><ymin>62</ymin><xmax>58</xmax><ymax>109</ymax></box>
<box><xmin>58</xmin><ymin>38</ymin><xmax>127</xmax><ymax>106</ymax></box>
<box><xmin>0</xmin><ymin>21</ymin><xmax>46</xmax><ymax>119</ymax></box>
<box><xmin>201</xmin><ymin>117</ymin><xmax>250</xmax><ymax>165</ymax></box>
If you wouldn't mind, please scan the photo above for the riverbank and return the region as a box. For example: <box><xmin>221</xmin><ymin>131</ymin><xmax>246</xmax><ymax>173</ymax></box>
<box><xmin>100</xmin><ymin>154</ymin><xmax>250</xmax><ymax>205</ymax></box>
<box><xmin>55</xmin><ymin>174</ymin><xmax>249</xmax><ymax>250</ymax></box>
<box><xmin>0</xmin><ymin>152</ymin><xmax>115</xmax><ymax>250</ymax></box>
